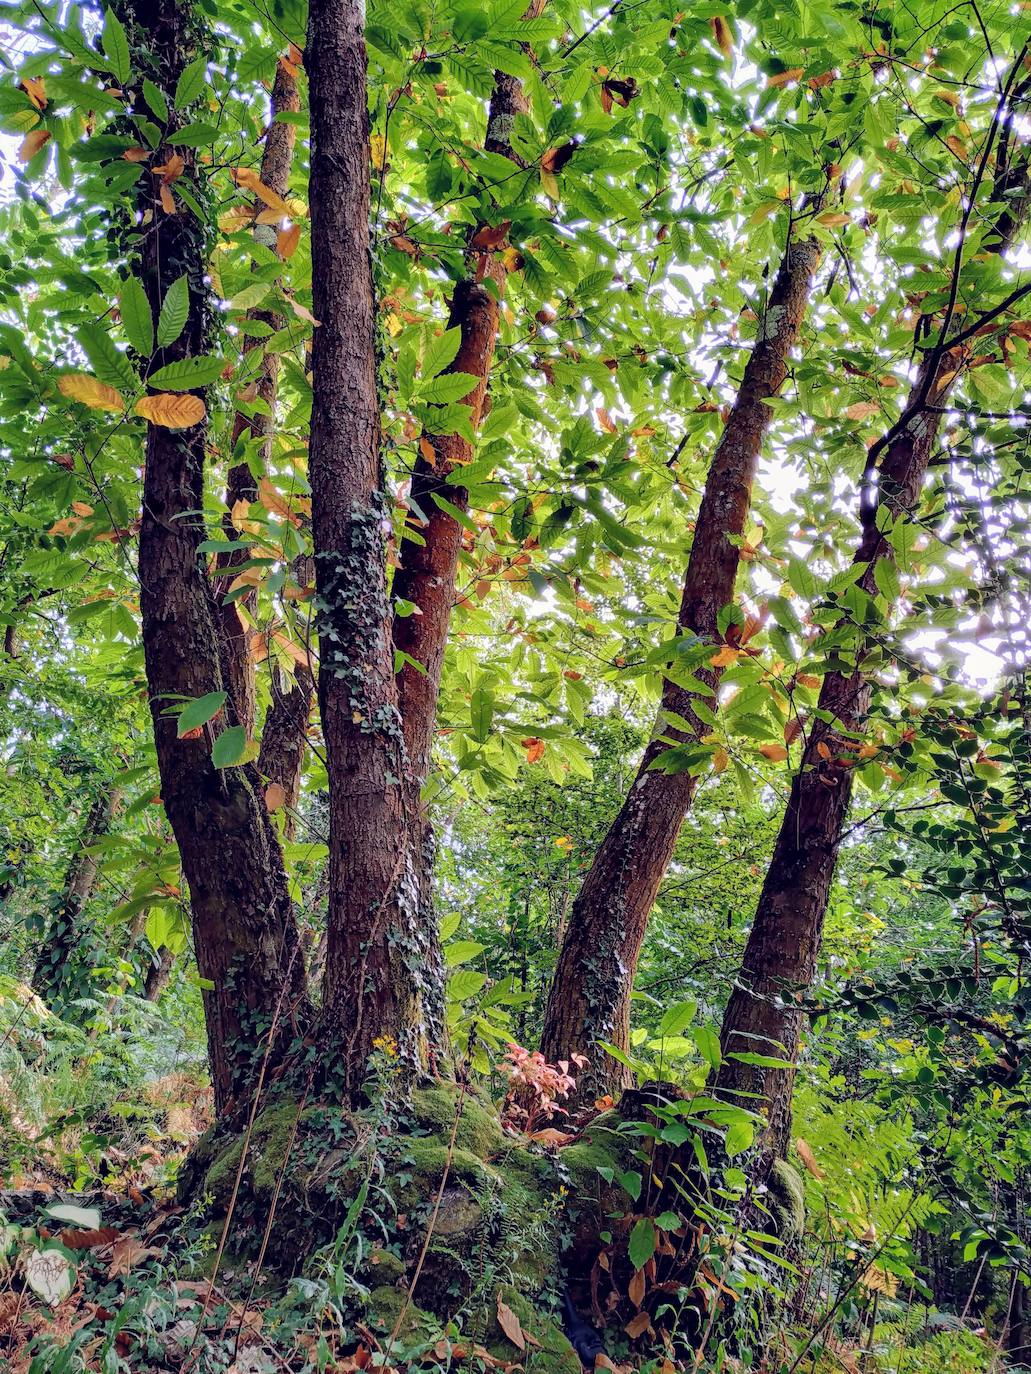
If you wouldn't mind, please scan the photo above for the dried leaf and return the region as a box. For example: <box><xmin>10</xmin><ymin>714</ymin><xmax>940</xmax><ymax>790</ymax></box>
<box><xmin>795</xmin><ymin>1137</ymin><xmax>825</xmax><ymax>1180</ymax></box>
<box><xmin>135</xmin><ymin>393</ymin><xmax>206</xmax><ymax>429</ymax></box>
<box><xmin>159</xmin><ymin>183</ymin><xmax>176</xmax><ymax>215</ymax></box>
<box><xmin>21</xmin><ymin>76</ymin><xmax>47</xmax><ymax>110</ymax></box>
<box><xmin>628</xmin><ymin>1266</ymin><xmax>645</xmax><ymax>1308</ymax></box>
<box><xmin>61</xmin><ymin>1226</ymin><xmax>120</xmax><ymax>1250</ymax></box>
<box><xmin>232</xmin><ymin>165</ymin><xmax>292</xmax><ymax>216</ymax></box>
<box><xmin>108</xmin><ymin>1236</ymin><xmax>157</xmax><ymax>1278</ymax></box>
<box><xmin>768</xmin><ymin>67</ymin><xmax>804</xmax><ymax>87</ymax></box>
<box><xmin>709</xmin><ymin>646</ymin><xmax>740</xmax><ymax>669</ymax></box>
<box><xmin>845</xmin><ymin>400</ymin><xmax>880</xmax><ymax>421</ymax></box>
<box><xmin>153</xmin><ymin>154</ymin><xmax>184</xmax><ymax>183</ymax></box>
<box><xmin>709</xmin><ymin>16</ymin><xmax>733</xmax><ymax>56</ymax></box>
<box><xmin>496</xmin><ymin>1294</ymin><xmax>526</xmax><ymax>1351</ymax></box>
<box><xmin>265</xmin><ymin>782</ymin><xmax>287</xmax><ymax>813</ymax></box>
<box><xmin>522</xmin><ymin>737</ymin><xmax>546</xmax><ymax>764</ymax></box>
<box><xmin>759</xmin><ymin>743</ymin><xmax>789</xmax><ymax>761</ymax></box>
<box><xmin>471</xmin><ymin>220</ymin><xmax>511</xmax><ymax>250</ymax></box>
<box><xmin>624</xmin><ymin>1311</ymin><xmax>652</xmax><ymax>1339</ymax></box>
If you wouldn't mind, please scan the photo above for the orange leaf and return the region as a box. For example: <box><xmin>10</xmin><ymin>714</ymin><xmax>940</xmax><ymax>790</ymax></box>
<box><xmin>470</xmin><ymin>220</ymin><xmax>511</xmax><ymax>250</ymax></box>
<box><xmin>768</xmin><ymin>67</ymin><xmax>804</xmax><ymax>87</ymax></box>
<box><xmin>624</xmin><ymin>1312</ymin><xmax>652</xmax><ymax>1339</ymax></box>
<box><xmin>18</xmin><ymin>128</ymin><xmax>51</xmax><ymax>163</ymax></box>
<box><xmin>277</xmin><ymin>222</ymin><xmax>301</xmax><ymax>258</ymax></box>
<box><xmin>123</xmin><ymin>146</ymin><xmax>150</xmax><ymax>162</ymax></box>
<box><xmin>419</xmin><ymin>436</ymin><xmax>437</xmax><ymax>467</ymax></box>
<box><xmin>522</xmin><ymin>737</ymin><xmax>546</xmax><ymax>764</ymax></box>
<box><xmin>596</xmin><ymin>406</ymin><xmax>616</xmax><ymax>434</ymax></box>
<box><xmin>232</xmin><ymin>165</ymin><xmax>292</xmax><ymax>216</ymax></box>
<box><xmin>136</xmin><ymin>393</ymin><xmax>206</xmax><ymax>429</ymax></box>
<box><xmin>816</xmin><ymin>740</ymin><xmax>833</xmax><ymax>760</ymax></box>
<box><xmin>709</xmin><ymin>645</ymin><xmax>740</xmax><ymax>669</ymax></box>
<box><xmin>159</xmin><ymin>183</ymin><xmax>177</xmax><ymax>215</ymax></box>
<box><xmin>628</xmin><ymin>1266</ymin><xmax>646</xmax><ymax>1308</ymax></box>
<box><xmin>759</xmin><ymin>743</ymin><xmax>788</xmax><ymax>761</ymax></box>
<box><xmin>795</xmin><ymin>1137</ymin><xmax>825</xmax><ymax>1180</ymax></box>
<box><xmin>152</xmin><ymin>153</ymin><xmax>184</xmax><ymax>183</ymax></box>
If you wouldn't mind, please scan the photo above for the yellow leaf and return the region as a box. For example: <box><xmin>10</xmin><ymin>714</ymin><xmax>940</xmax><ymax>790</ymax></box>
<box><xmin>370</xmin><ymin>134</ymin><xmax>388</xmax><ymax>171</ymax></box>
<box><xmin>58</xmin><ymin>373</ymin><xmax>125</xmax><ymax>412</ymax></box>
<box><xmin>709</xmin><ymin>16</ymin><xmax>733</xmax><ymax>56</ymax></box>
<box><xmin>18</xmin><ymin>128</ymin><xmax>51</xmax><ymax>163</ymax></box>
<box><xmin>21</xmin><ymin>77</ymin><xmax>47</xmax><ymax>110</ymax></box>
<box><xmin>759</xmin><ymin>743</ymin><xmax>789</xmax><ymax>761</ymax></box>
<box><xmin>135</xmin><ymin>392</ymin><xmax>206</xmax><ymax>429</ymax></box>
<box><xmin>709</xmin><ymin>645</ymin><xmax>740</xmax><ymax>668</ymax></box>
<box><xmin>277</xmin><ymin>222</ymin><xmax>301</xmax><ymax>258</ymax></box>
<box><xmin>231</xmin><ymin>166</ymin><xmax>292</xmax><ymax>216</ymax></box>
<box><xmin>712</xmin><ymin>747</ymin><xmax>729</xmax><ymax>774</ymax></box>
<box><xmin>540</xmin><ymin>168</ymin><xmax>559</xmax><ymax>202</ymax></box>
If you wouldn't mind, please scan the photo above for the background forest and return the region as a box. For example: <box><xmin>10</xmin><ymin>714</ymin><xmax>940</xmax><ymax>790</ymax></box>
<box><xmin>0</xmin><ymin>0</ymin><xmax>1030</xmax><ymax>1371</ymax></box>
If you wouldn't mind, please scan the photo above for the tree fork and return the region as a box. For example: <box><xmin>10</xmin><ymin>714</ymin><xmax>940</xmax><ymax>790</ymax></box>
<box><xmin>539</xmin><ymin>215</ymin><xmax>824</xmax><ymax>1103</ymax></box>
<box><xmin>119</xmin><ymin>0</ymin><xmax>309</xmax><ymax>1118</ymax></box>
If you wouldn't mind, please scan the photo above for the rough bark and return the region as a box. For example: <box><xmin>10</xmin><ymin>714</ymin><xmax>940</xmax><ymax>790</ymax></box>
<box><xmin>257</xmin><ymin>556</ymin><xmax>315</xmax><ymax>839</ymax></box>
<box><xmin>306</xmin><ymin>0</ymin><xmax>436</xmax><ymax>1086</ymax></box>
<box><xmin>144</xmin><ymin>945</ymin><xmax>175</xmax><ymax>1001</ymax></box>
<box><xmin>121</xmin><ymin>0</ymin><xmax>309</xmax><ymax>1118</ymax></box>
<box><xmin>712</xmin><ymin>155</ymin><xmax>1031</xmax><ymax>1164</ymax></box>
<box><xmin>539</xmin><ymin>224</ymin><xmax>823</xmax><ymax>1102</ymax></box>
<box><xmin>215</xmin><ymin>59</ymin><xmax>301</xmax><ymax>736</ymax></box>
<box><xmin>33</xmin><ymin>786</ymin><xmax>120</xmax><ymax>1006</ymax></box>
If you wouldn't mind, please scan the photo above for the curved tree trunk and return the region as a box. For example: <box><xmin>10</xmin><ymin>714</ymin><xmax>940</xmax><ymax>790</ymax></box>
<box><xmin>539</xmin><ymin>219</ymin><xmax>824</xmax><ymax>1102</ymax></box>
<box><xmin>307</xmin><ymin>0</ymin><xmax>437</xmax><ymax>1086</ymax></box>
<box><xmin>712</xmin><ymin>141</ymin><xmax>1031</xmax><ymax>1165</ymax></box>
<box><xmin>120</xmin><ymin>0</ymin><xmax>309</xmax><ymax>1119</ymax></box>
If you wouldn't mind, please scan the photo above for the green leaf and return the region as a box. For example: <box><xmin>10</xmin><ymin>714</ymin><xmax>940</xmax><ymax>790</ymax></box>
<box><xmin>445</xmin><ymin>939</ymin><xmax>485</xmax><ymax>966</ymax></box>
<box><xmin>176</xmin><ymin>690</ymin><xmax>227</xmax><ymax>736</ymax></box>
<box><xmin>157</xmin><ymin>275</ymin><xmax>189</xmax><ymax>348</ymax></box>
<box><xmin>692</xmin><ymin>1024</ymin><xmax>722</xmax><ymax>1070</ymax></box>
<box><xmin>470</xmin><ymin>686</ymin><xmax>495</xmax><ymax>744</ymax></box>
<box><xmin>142</xmin><ymin>77</ymin><xmax>168</xmax><ymax>124</ymax></box>
<box><xmin>174</xmin><ymin>56</ymin><xmax>207</xmax><ymax>109</ymax></box>
<box><xmin>449</xmin><ymin>970</ymin><xmax>487</xmax><ymax>1000</ymax></box>
<box><xmin>628</xmin><ymin>1217</ymin><xmax>656</xmax><ymax>1271</ymax></box>
<box><xmin>418</xmin><ymin>371</ymin><xmax>479</xmax><ymax>404</ymax></box>
<box><xmin>423</xmin><ymin>326</ymin><xmax>462</xmax><ymax>379</ymax></box>
<box><xmin>211</xmin><ymin>725</ymin><xmax>249</xmax><ymax>768</ymax></box>
<box><xmin>168</xmin><ymin>122</ymin><xmax>220</xmax><ymax>147</ymax></box>
<box><xmin>148</xmin><ymin>355</ymin><xmax>225</xmax><ymax>389</ymax></box>
<box><xmin>440</xmin><ymin>913</ymin><xmax>461</xmax><ymax>942</ymax></box>
<box><xmin>102</xmin><ymin>9</ymin><xmax>131</xmax><ymax>84</ymax></box>
<box><xmin>657</xmin><ymin>999</ymin><xmax>697</xmax><ymax>1038</ymax></box>
<box><xmin>874</xmin><ymin>558</ymin><xmax>901</xmax><ymax>603</ymax></box>
<box><xmin>724</xmin><ymin>1119</ymin><xmax>754</xmax><ymax>1156</ymax></box>
<box><xmin>76</xmin><ymin>324</ymin><xmax>136</xmax><ymax>392</ymax></box>
<box><xmin>120</xmin><ymin>277</ymin><xmax>153</xmax><ymax>357</ymax></box>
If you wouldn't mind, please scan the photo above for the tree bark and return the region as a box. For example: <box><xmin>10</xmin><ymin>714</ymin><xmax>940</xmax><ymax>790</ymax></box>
<box><xmin>215</xmin><ymin>58</ymin><xmax>301</xmax><ymax>736</ymax></box>
<box><xmin>306</xmin><ymin>0</ymin><xmax>436</xmax><ymax>1086</ymax></box>
<box><xmin>257</xmin><ymin>558</ymin><xmax>315</xmax><ymax>840</ymax></box>
<box><xmin>712</xmin><ymin>150</ymin><xmax>1031</xmax><ymax>1164</ymax></box>
<box><xmin>121</xmin><ymin>0</ymin><xmax>309</xmax><ymax>1119</ymax></box>
<box><xmin>539</xmin><ymin>220</ymin><xmax>823</xmax><ymax>1102</ymax></box>
<box><xmin>33</xmin><ymin>785</ymin><xmax>120</xmax><ymax>1007</ymax></box>
<box><xmin>144</xmin><ymin>944</ymin><xmax>175</xmax><ymax>1001</ymax></box>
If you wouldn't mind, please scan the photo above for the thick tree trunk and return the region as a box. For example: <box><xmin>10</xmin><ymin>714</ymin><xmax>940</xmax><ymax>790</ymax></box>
<box><xmin>215</xmin><ymin>59</ymin><xmax>301</xmax><ymax>736</ymax></box>
<box><xmin>306</xmin><ymin>0</ymin><xmax>436</xmax><ymax>1086</ymax></box>
<box><xmin>122</xmin><ymin>0</ymin><xmax>309</xmax><ymax>1118</ymax></box>
<box><xmin>33</xmin><ymin>785</ymin><xmax>120</xmax><ymax>1007</ymax></box>
<box><xmin>539</xmin><ymin>222</ymin><xmax>823</xmax><ymax>1102</ymax></box>
<box><xmin>713</xmin><ymin>150</ymin><xmax>1031</xmax><ymax>1164</ymax></box>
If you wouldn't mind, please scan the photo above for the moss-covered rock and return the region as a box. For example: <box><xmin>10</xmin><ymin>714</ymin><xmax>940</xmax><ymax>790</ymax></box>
<box><xmin>366</xmin><ymin>1282</ymin><xmax>437</xmax><ymax>1344</ymax></box>
<box><xmin>486</xmin><ymin>1285</ymin><xmax>581</xmax><ymax>1374</ymax></box>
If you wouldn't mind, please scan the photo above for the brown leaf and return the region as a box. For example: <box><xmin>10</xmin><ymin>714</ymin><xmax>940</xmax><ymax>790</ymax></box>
<box><xmin>62</xmin><ymin>1226</ymin><xmax>120</xmax><ymax>1250</ymax></box>
<box><xmin>709</xmin><ymin>645</ymin><xmax>740</xmax><ymax>669</ymax></box>
<box><xmin>596</xmin><ymin>407</ymin><xmax>616</xmax><ymax>434</ymax></box>
<box><xmin>795</xmin><ymin>1136</ymin><xmax>825</xmax><ymax>1180</ymax></box>
<box><xmin>784</xmin><ymin>716</ymin><xmax>804</xmax><ymax>745</ymax></box>
<box><xmin>624</xmin><ymin>1311</ymin><xmax>652</xmax><ymax>1339</ymax></box>
<box><xmin>19</xmin><ymin>127</ymin><xmax>51</xmax><ymax>162</ymax></box>
<box><xmin>123</xmin><ymin>146</ymin><xmax>150</xmax><ymax>162</ymax></box>
<box><xmin>159</xmin><ymin>183</ymin><xmax>177</xmax><ymax>215</ymax></box>
<box><xmin>627</xmin><ymin>1266</ymin><xmax>645</xmax><ymax>1308</ymax></box>
<box><xmin>108</xmin><ymin>1236</ymin><xmax>158</xmax><ymax>1278</ymax></box>
<box><xmin>265</xmin><ymin>782</ymin><xmax>288</xmax><ymax>813</ymax></box>
<box><xmin>528</xmin><ymin>1128</ymin><xmax>573</xmax><ymax>1147</ymax></box>
<box><xmin>135</xmin><ymin>393</ymin><xmax>206</xmax><ymax>429</ymax></box>
<box><xmin>152</xmin><ymin>154</ymin><xmax>185</xmax><ymax>183</ymax></box>
<box><xmin>470</xmin><ymin>220</ymin><xmax>511</xmax><ymax>250</ymax></box>
<box><xmin>496</xmin><ymin>1294</ymin><xmax>526</xmax><ymax>1351</ymax></box>
<box><xmin>419</xmin><ymin>436</ymin><xmax>437</xmax><ymax>467</ymax></box>
<box><xmin>232</xmin><ymin>165</ymin><xmax>292</xmax><ymax>216</ymax></box>
<box><xmin>759</xmin><ymin>743</ymin><xmax>788</xmax><ymax>762</ymax></box>
<box><xmin>845</xmin><ymin>400</ymin><xmax>879</xmax><ymax>421</ymax></box>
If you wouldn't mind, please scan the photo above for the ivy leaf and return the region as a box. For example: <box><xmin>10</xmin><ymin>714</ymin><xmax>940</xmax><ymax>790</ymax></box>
<box><xmin>120</xmin><ymin>277</ymin><xmax>154</xmax><ymax>357</ymax></box>
<box><xmin>156</xmin><ymin>275</ymin><xmax>189</xmax><ymax>348</ymax></box>
<box><xmin>628</xmin><ymin>1217</ymin><xmax>656</xmax><ymax>1271</ymax></box>
<box><xmin>101</xmin><ymin>9</ymin><xmax>131</xmax><ymax>84</ymax></box>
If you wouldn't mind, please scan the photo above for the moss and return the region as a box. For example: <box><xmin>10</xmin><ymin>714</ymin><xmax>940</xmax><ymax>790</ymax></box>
<box><xmin>248</xmin><ymin>1100</ymin><xmax>304</xmax><ymax>1199</ymax></box>
<box><xmin>768</xmin><ymin>1159</ymin><xmax>805</xmax><ymax>1242</ymax></box>
<box><xmin>366</xmin><ymin>1282</ymin><xmax>437</xmax><ymax>1344</ymax></box>
<box><xmin>487</xmin><ymin>1285</ymin><xmax>581</xmax><ymax>1374</ymax></box>
<box><xmin>361</xmin><ymin>1247</ymin><xmax>406</xmax><ymax>1283</ymax></box>
<box><xmin>410</xmin><ymin>1084</ymin><xmax>506</xmax><ymax>1158</ymax></box>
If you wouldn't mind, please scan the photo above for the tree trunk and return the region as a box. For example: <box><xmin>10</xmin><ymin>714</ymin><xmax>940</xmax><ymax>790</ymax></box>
<box><xmin>121</xmin><ymin>0</ymin><xmax>309</xmax><ymax>1119</ymax></box>
<box><xmin>144</xmin><ymin>945</ymin><xmax>175</xmax><ymax>1002</ymax></box>
<box><xmin>306</xmin><ymin>0</ymin><xmax>436</xmax><ymax>1086</ymax></box>
<box><xmin>215</xmin><ymin>58</ymin><xmax>301</xmax><ymax>736</ymax></box>
<box><xmin>33</xmin><ymin>785</ymin><xmax>120</xmax><ymax>1007</ymax></box>
<box><xmin>713</xmin><ymin>149</ymin><xmax>1031</xmax><ymax>1164</ymax></box>
<box><xmin>539</xmin><ymin>219</ymin><xmax>823</xmax><ymax>1102</ymax></box>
